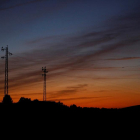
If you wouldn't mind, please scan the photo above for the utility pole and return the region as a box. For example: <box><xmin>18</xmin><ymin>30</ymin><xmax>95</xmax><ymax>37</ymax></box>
<box><xmin>42</xmin><ymin>67</ymin><xmax>48</xmax><ymax>101</ymax></box>
<box><xmin>1</xmin><ymin>45</ymin><xmax>12</xmax><ymax>95</ymax></box>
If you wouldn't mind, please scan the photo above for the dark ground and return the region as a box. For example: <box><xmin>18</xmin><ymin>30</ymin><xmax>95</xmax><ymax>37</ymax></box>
<box><xmin>0</xmin><ymin>100</ymin><xmax>139</xmax><ymax>134</ymax></box>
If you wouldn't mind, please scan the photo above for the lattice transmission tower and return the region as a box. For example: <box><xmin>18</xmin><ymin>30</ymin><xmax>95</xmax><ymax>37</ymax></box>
<box><xmin>42</xmin><ymin>67</ymin><xmax>48</xmax><ymax>101</ymax></box>
<box><xmin>1</xmin><ymin>45</ymin><xmax>12</xmax><ymax>95</ymax></box>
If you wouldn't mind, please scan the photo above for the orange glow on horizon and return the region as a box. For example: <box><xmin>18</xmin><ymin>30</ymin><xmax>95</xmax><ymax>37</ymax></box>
<box><xmin>0</xmin><ymin>81</ymin><xmax>140</xmax><ymax>109</ymax></box>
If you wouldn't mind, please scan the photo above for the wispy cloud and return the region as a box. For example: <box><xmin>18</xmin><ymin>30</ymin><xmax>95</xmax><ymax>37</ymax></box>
<box><xmin>45</xmin><ymin>84</ymin><xmax>88</xmax><ymax>100</ymax></box>
<box><xmin>57</xmin><ymin>84</ymin><xmax>88</xmax><ymax>94</ymax></box>
<box><xmin>1</xmin><ymin>8</ymin><xmax>140</xmax><ymax>96</ymax></box>
<box><xmin>106</xmin><ymin>57</ymin><xmax>140</xmax><ymax>61</ymax></box>
<box><xmin>48</xmin><ymin>96</ymin><xmax>111</xmax><ymax>101</ymax></box>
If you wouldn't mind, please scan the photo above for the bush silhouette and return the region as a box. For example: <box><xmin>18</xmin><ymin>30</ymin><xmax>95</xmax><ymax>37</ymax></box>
<box><xmin>18</xmin><ymin>97</ymin><xmax>31</xmax><ymax>103</ymax></box>
<box><xmin>33</xmin><ymin>99</ymin><xmax>39</xmax><ymax>102</ymax></box>
<box><xmin>2</xmin><ymin>95</ymin><xmax>13</xmax><ymax>104</ymax></box>
<box><xmin>70</xmin><ymin>104</ymin><xmax>77</xmax><ymax>109</ymax></box>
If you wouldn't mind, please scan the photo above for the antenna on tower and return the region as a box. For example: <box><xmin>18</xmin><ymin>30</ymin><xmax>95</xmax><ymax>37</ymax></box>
<box><xmin>42</xmin><ymin>67</ymin><xmax>48</xmax><ymax>101</ymax></box>
<box><xmin>1</xmin><ymin>45</ymin><xmax>12</xmax><ymax>95</ymax></box>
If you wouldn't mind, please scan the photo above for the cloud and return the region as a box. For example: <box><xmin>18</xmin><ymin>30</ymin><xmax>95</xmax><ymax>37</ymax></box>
<box><xmin>24</xmin><ymin>7</ymin><xmax>140</xmax><ymax>66</ymax></box>
<box><xmin>48</xmin><ymin>96</ymin><xmax>111</xmax><ymax>101</ymax></box>
<box><xmin>67</xmin><ymin>84</ymin><xmax>88</xmax><ymax>89</ymax></box>
<box><xmin>56</xmin><ymin>89</ymin><xmax>77</xmax><ymax>95</ymax></box>
<box><xmin>1</xmin><ymin>8</ymin><xmax>140</xmax><ymax>95</ymax></box>
<box><xmin>106</xmin><ymin>57</ymin><xmax>140</xmax><ymax>61</ymax></box>
<box><xmin>47</xmin><ymin>84</ymin><xmax>88</xmax><ymax>99</ymax></box>
<box><xmin>0</xmin><ymin>70</ymin><xmax>41</xmax><ymax>91</ymax></box>
<box><xmin>56</xmin><ymin>84</ymin><xmax>88</xmax><ymax>94</ymax></box>
<box><xmin>11</xmin><ymin>92</ymin><xmax>42</xmax><ymax>97</ymax></box>
<box><xmin>0</xmin><ymin>35</ymin><xmax>139</xmax><ymax>92</ymax></box>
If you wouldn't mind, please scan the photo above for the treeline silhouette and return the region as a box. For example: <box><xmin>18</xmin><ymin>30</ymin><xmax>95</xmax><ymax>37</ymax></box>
<box><xmin>0</xmin><ymin>95</ymin><xmax>140</xmax><ymax>115</ymax></box>
<box><xmin>1</xmin><ymin>95</ymin><xmax>138</xmax><ymax>135</ymax></box>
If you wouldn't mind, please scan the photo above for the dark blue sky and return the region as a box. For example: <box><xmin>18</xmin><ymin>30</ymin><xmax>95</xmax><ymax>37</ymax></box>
<box><xmin>0</xmin><ymin>0</ymin><xmax>140</xmax><ymax>52</ymax></box>
<box><xmin>0</xmin><ymin>0</ymin><xmax>140</xmax><ymax>108</ymax></box>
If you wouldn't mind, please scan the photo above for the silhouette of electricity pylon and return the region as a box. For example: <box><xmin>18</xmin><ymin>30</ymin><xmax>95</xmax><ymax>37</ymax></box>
<box><xmin>1</xmin><ymin>45</ymin><xmax>12</xmax><ymax>95</ymax></box>
<box><xmin>42</xmin><ymin>67</ymin><xmax>48</xmax><ymax>101</ymax></box>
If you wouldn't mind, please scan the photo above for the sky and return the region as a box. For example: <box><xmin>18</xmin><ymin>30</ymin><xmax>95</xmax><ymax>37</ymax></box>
<box><xmin>0</xmin><ymin>0</ymin><xmax>140</xmax><ymax>108</ymax></box>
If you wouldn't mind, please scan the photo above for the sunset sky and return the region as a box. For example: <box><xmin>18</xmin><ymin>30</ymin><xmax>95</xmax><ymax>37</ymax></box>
<box><xmin>0</xmin><ymin>0</ymin><xmax>140</xmax><ymax>108</ymax></box>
